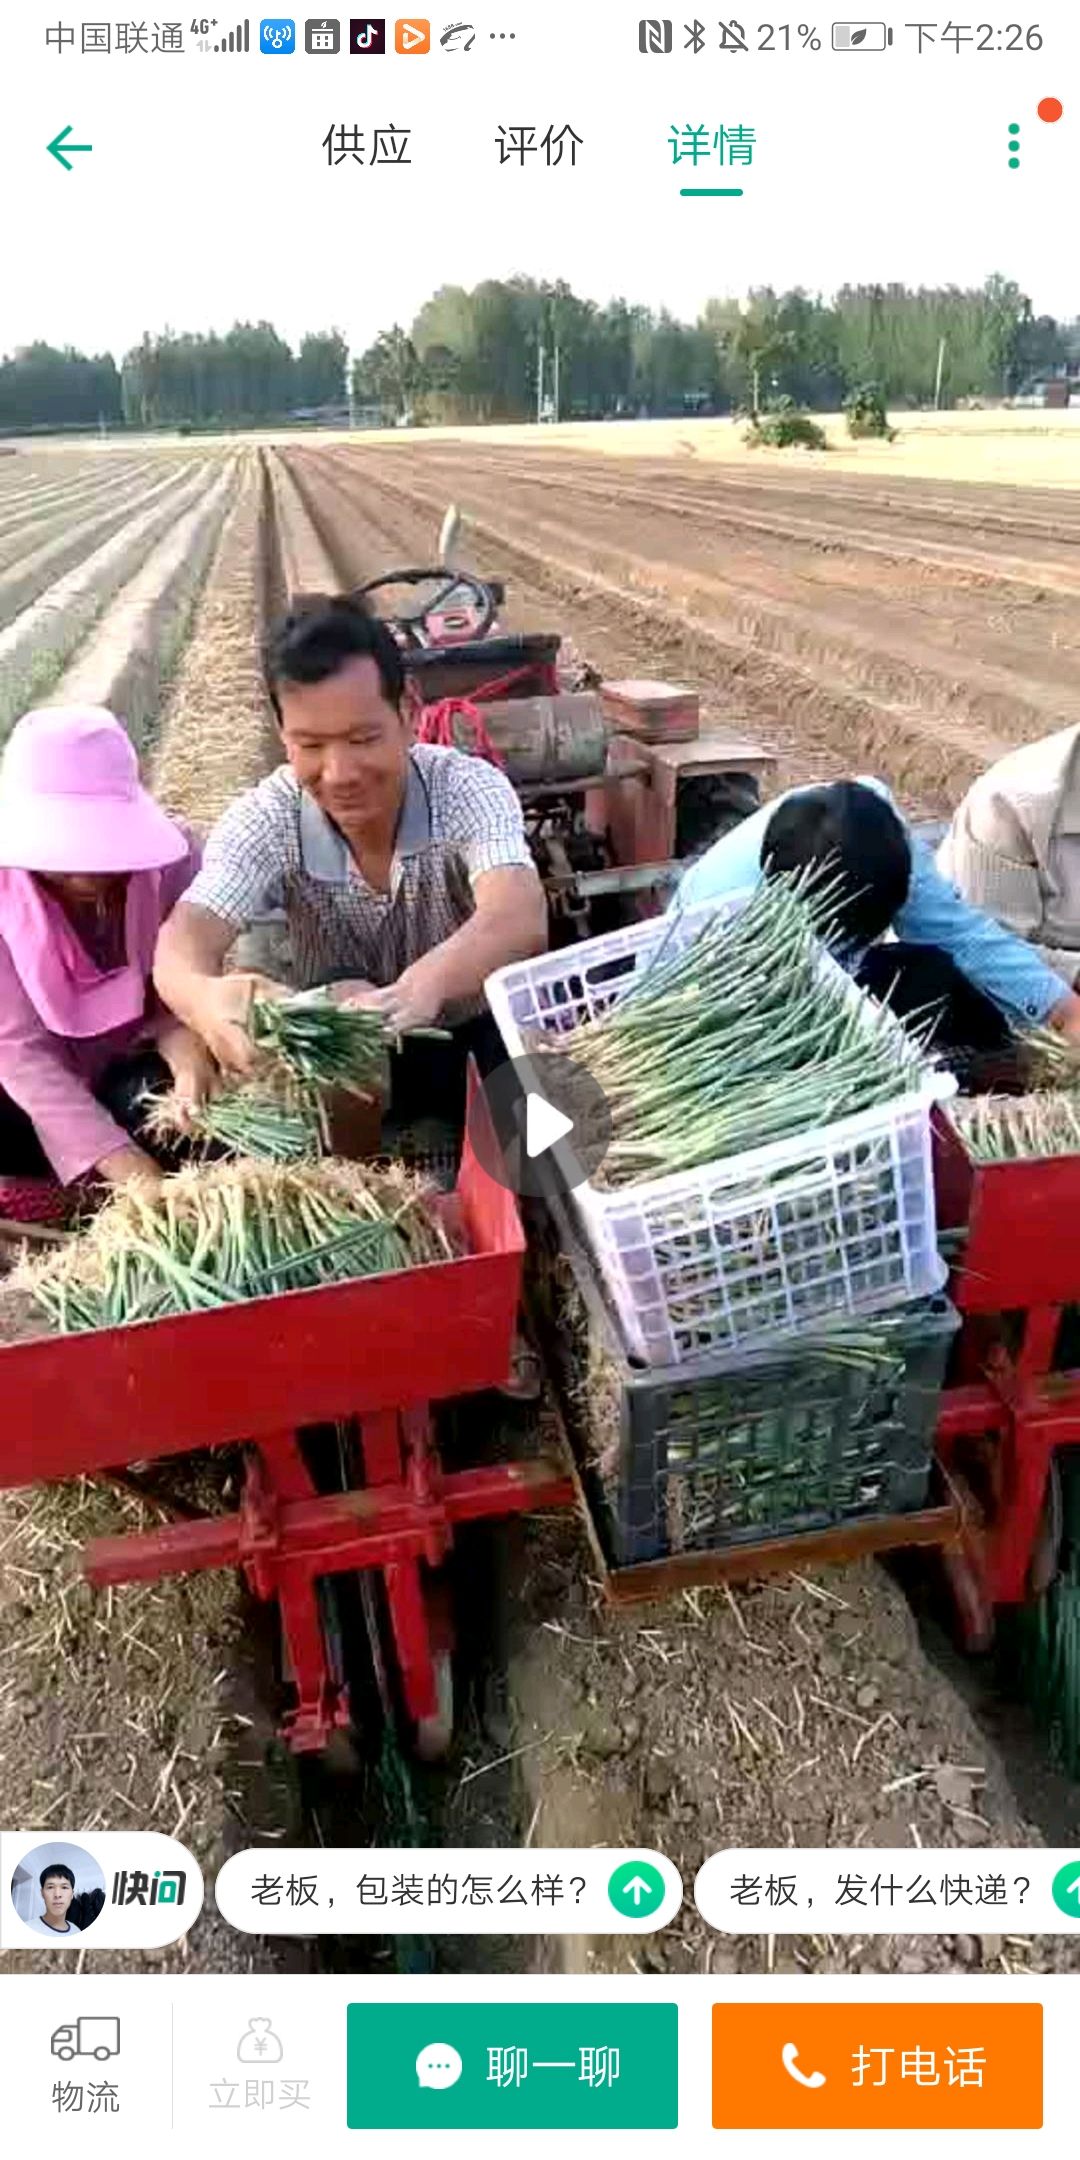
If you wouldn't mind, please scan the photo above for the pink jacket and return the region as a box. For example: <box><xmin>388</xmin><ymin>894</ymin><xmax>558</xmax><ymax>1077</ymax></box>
<box><xmin>0</xmin><ymin>834</ymin><xmax>201</xmax><ymax>1184</ymax></box>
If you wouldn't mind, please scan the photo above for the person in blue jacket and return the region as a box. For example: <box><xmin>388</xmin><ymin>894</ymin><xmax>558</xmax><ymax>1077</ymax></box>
<box><xmin>673</xmin><ymin>777</ymin><xmax>1080</xmax><ymax>1067</ymax></box>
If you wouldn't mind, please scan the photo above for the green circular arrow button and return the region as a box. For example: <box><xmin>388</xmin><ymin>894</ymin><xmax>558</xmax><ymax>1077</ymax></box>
<box><xmin>607</xmin><ymin>1859</ymin><xmax>666</xmax><ymax>1920</ymax></box>
<box><xmin>1051</xmin><ymin>1861</ymin><xmax>1080</xmax><ymax>1919</ymax></box>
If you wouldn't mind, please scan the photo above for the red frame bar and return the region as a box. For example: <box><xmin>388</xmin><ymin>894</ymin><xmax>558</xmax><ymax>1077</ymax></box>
<box><xmin>83</xmin><ymin>1421</ymin><xmax>574</xmax><ymax>1752</ymax></box>
<box><xmin>84</xmin><ymin>1458</ymin><xmax>576</xmax><ymax>1586</ymax></box>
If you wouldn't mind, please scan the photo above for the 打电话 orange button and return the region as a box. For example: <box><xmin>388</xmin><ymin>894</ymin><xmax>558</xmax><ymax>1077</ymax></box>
<box><xmin>711</xmin><ymin>2003</ymin><xmax>1042</xmax><ymax>2130</ymax></box>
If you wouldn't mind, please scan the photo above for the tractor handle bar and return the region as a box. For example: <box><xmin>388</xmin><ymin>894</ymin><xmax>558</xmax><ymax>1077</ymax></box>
<box><xmin>358</xmin><ymin>567</ymin><xmax>498</xmax><ymax>647</ymax></box>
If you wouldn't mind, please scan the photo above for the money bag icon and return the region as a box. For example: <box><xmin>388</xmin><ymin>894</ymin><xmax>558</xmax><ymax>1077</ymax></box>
<box><xmin>237</xmin><ymin>2017</ymin><xmax>283</xmax><ymax>2064</ymax></box>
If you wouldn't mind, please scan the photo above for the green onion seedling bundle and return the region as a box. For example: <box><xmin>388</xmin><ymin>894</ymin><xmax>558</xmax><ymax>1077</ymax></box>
<box><xmin>1019</xmin><ymin>1024</ymin><xmax>1080</xmax><ymax>1094</ymax></box>
<box><xmin>249</xmin><ymin>989</ymin><xmax>449</xmax><ymax>1097</ymax></box>
<box><xmin>539</xmin><ymin>873</ymin><xmax>928</xmax><ymax>1190</ymax></box>
<box><xmin>952</xmin><ymin>1091</ymin><xmax>1080</xmax><ymax>1164</ymax></box>
<box><xmin>145</xmin><ymin>1081</ymin><xmax>326</xmax><ymax>1165</ymax></box>
<box><xmin>148</xmin><ymin>990</ymin><xmax>452</xmax><ymax>1167</ymax></box>
<box><xmin>1003</xmin><ymin>1456</ymin><xmax>1080</xmax><ymax>1780</ymax></box>
<box><xmin>21</xmin><ymin>1158</ymin><xmax>454</xmax><ymax>1334</ymax></box>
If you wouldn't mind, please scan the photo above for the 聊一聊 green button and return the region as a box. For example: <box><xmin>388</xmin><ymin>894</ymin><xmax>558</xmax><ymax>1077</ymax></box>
<box><xmin>346</xmin><ymin>2002</ymin><xmax>678</xmax><ymax>2129</ymax></box>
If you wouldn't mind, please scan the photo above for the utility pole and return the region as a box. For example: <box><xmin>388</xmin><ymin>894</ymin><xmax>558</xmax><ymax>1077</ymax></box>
<box><xmin>537</xmin><ymin>344</ymin><xmax>546</xmax><ymax>425</ymax></box>
<box><xmin>553</xmin><ymin>343</ymin><xmax>561</xmax><ymax>424</ymax></box>
<box><xmin>934</xmin><ymin>336</ymin><xmax>947</xmax><ymax>412</ymax></box>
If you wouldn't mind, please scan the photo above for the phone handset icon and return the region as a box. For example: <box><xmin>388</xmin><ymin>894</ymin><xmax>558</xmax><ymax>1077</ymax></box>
<box><xmin>782</xmin><ymin>2043</ymin><xmax>827</xmax><ymax>2090</ymax></box>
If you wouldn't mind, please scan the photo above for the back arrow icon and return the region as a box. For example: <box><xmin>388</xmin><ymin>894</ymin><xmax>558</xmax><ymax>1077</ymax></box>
<box><xmin>48</xmin><ymin>125</ymin><xmax>93</xmax><ymax>171</ymax></box>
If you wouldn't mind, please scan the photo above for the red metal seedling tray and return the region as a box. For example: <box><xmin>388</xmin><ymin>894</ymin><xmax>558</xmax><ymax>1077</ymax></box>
<box><xmin>934</xmin><ymin>1109</ymin><xmax>1080</xmax><ymax>1314</ymax></box>
<box><xmin>0</xmin><ymin>1088</ymin><xmax>524</xmax><ymax>1491</ymax></box>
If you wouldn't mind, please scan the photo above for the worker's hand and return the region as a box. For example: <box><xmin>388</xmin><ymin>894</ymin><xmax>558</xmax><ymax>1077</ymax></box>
<box><xmin>95</xmin><ymin>1143</ymin><xmax>163</xmax><ymax>1192</ymax></box>
<box><xmin>157</xmin><ymin>1020</ymin><xmax>216</xmax><ymax>1114</ymax></box>
<box><xmin>187</xmin><ymin>972</ymin><xmax>285</xmax><ymax>1077</ymax></box>
<box><xmin>362</xmin><ymin>958</ymin><xmax>447</xmax><ymax>1036</ymax></box>
<box><xmin>1047</xmin><ymin>990</ymin><xmax>1080</xmax><ymax>1043</ymax></box>
<box><xmin>324</xmin><ymin>978</ymin><xmax>379</xmax><ymax>1009</ymax></box>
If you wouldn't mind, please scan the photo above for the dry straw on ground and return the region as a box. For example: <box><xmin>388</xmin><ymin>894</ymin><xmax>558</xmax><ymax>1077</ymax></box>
<box><xmin>151</xmin><ymin>450</ymin><xmax>279</xmax><ymax>826</ymax></box>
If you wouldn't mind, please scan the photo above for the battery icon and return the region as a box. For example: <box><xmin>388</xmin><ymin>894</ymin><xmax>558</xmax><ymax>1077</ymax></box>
<box><xmin>831</xmin><ymin>20</ymin><xmax>892</xmax><ymax>47</ymax></box>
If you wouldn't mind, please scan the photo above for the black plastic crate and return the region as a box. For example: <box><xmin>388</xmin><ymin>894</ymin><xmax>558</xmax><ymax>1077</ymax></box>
<box><xmin>530</xmin><ymin>1193</ymin><xmax>957</xmax><ymax>1568</ymax></box>
<box><xmin>609</xmin><ymin>1306</ymin><xmax>957</xmax><ymax>1564</ymax></box>
<box><xmin>382</xmin><ymin>1117</ymin><xmax>462</xmax><ymax>1193</ymax></box>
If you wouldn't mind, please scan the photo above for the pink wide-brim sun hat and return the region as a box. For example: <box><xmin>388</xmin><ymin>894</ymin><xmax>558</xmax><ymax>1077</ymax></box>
<box><xmin>0</xmin><ymin>707</ymin><xmax>187</xmax><ymax>875</ymax></box>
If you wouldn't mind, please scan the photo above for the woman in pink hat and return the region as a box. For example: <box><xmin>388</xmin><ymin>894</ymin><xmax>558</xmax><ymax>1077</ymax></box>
<box><xmin>0</xmin><ymin>706</ymin><xmax>210</xmax><ymax>1195</ymax></box>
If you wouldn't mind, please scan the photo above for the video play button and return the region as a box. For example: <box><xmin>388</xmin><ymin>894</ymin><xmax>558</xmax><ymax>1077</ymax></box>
<box><xmin>525</xmin><ymin>1091</ymin><xmax>573</xmax><ymax>1159</ymax></box>
<box><xmin>468</xmin><ymin>1052</ymin><xmax>612</xmax><ymax>1199</ymax></box>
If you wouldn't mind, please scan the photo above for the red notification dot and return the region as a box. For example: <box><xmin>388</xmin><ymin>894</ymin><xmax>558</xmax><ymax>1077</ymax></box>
<box><xmin>1038</xmin><ymin>97</ymin><xmax>1064</xmax><ymax>122</ymax></box>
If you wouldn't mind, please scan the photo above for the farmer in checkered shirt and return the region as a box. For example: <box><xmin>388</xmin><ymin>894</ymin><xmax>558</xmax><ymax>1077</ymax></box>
<box><xmin>153</xmin><ymin>594</ymin><xmax>547</xmax><ymax>1128</ymax></box>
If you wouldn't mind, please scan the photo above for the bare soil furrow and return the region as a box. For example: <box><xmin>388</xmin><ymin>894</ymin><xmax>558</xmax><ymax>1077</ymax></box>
<box><xmin>342</xmin><ymin>455</ymin><xmax>1079</xmax><ymax>741</ymax></box>
<box><xmin>344</xmin><ymin>437</ymin><xmax>1080</xmax><ymax>549</ymax></box>
<box><xmin>153</xmin><ymin>450</ymin><xmax>280</xmax><ymax>826</ymax></box>
<box><xmin>289</xmin><ymin>448</ymin><xmax>1016</xmax><ymax>809</ymax></box>
<box><xmin>49</xmin><ymin>461</ymin><xmax>235</xmax><ymax>753</ymax></box>
<box><xmin>368</xmin><ymin>454</ymin><xmax>1080</xmax><ymax>605</ymax></box>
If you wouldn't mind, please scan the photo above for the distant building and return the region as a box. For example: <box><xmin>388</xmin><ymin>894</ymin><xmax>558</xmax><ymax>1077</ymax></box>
<box><xmin>1013</xmin><ymin>361</ymin><xmax>1080</xmax><ymax>409</ymax></box>
<box><xmin>286</xmin><ymin>402</ymin><xmax>352</xmax><ymax>426</ymax></box>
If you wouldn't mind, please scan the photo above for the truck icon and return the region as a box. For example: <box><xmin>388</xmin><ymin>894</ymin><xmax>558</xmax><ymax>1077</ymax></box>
<box><xmin>51</xmin><ymin>2018</ymin><xmax>120</xmax><ymax>2062</ymax></box>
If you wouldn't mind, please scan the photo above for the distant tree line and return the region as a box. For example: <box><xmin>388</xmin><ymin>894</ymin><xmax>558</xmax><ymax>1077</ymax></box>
<box><xmin>1</xmin><ymin>280</ymin><xmax>1074</xmax><ymax>432</ymax></box>
<box><xmin>0</xmin><ymin>344</ymin><xmax>124</xmax><ymax>432</ymax></box>
<box><xmin>120</xmin><ymin>326</ymin><xmax>348</xmax><ymax>428</ymax></box>
<box><xmin>354</xmin><ymin>275</ymin><xmax>1077</xmax><ymax>423</ymax></box>
<box><xmin>0</xmin><ymin>327</ymin><xmax>348</xmax><ymax>433</ymax></box>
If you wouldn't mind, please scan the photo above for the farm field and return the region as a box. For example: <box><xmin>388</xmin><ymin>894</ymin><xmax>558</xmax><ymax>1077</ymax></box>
<box><xmin>274</xmin><ymin>422</ymin><xmax>1080</xmax><ymax>814</ymax></box>
<box><xmin>1</xmin><ymin>425</ymin><xmax>1079</xmax><ymax>1978</ymax></box>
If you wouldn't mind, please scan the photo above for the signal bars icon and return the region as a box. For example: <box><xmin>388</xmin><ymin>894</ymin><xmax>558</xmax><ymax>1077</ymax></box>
<box><xmin>214</xmin><ymin>18</ymin><xmax>251</xmax><ymax>48</ymax></box>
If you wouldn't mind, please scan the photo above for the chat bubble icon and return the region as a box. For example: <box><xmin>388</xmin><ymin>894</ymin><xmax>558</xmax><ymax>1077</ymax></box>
<box><xmin>416</xmin><ymin>2041</ymin><xmax>463</xmax><ymax>2090</ymax></box>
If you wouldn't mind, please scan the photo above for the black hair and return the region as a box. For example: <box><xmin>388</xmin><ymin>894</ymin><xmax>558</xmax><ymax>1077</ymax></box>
<box><xmin>263</xmin><ymin>592</ymin><xmax>405</xmax><ymax>723</ymax></box>
<box><xmin>761</xmin><ymin>781</ymin><xmax>912</xmax><ymax>947</ymax></box>
<box><xmin>40</xmin><ymin>1864</ymin><xmax>75</xmax><ymax>1890</ymax></box>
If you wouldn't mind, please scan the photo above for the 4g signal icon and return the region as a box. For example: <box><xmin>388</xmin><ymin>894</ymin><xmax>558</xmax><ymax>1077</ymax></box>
<box><xmin>198</xmin><ymin>17</ymin><xmax>251</xmax><ymax>49</ymax></box>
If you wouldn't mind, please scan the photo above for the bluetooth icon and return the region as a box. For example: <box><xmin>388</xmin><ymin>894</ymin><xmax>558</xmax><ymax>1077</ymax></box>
<box><xmin>684</xmin><ymin>17</ymin><xmax>705</xmax><ymax>49</ymax></box>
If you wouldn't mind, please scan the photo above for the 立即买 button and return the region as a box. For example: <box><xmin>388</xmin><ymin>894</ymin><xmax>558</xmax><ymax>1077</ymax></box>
<box><xmin>347</xmin><ymin>2002</ymin><xmax>677</xmax><ymax>2128</ymax></box>
<box><xmin>711</xmin><ymin>2003</ymin><xmax>1042</xmax><ymax>2130</ymax></box>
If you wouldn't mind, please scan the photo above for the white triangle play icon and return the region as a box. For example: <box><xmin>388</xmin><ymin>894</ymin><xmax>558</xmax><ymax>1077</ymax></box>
<box><xmin>525</xmin><ymin>1091</ymin><xmax>574</xmax><ymax>1159</ymax></box>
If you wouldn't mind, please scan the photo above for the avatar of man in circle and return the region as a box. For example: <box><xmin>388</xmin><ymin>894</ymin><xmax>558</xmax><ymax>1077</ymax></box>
<box><xmin>10</xmin><ymin>1842</ymin><xmax>105</xmax><ymax>1940</ymax></box>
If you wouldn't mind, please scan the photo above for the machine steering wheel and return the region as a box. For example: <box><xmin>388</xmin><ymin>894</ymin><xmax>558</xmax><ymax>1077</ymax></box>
<box><xmin>357</xmin><ymin>567</ymin><xmax>496</xmax><ymax>647</ymax></box>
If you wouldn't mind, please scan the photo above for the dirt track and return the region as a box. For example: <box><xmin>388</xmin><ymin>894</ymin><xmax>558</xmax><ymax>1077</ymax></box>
<box><xmin>281</xmin><ymin>436</ymin><xmax>1080</xmax><ymax>812</ymax></box>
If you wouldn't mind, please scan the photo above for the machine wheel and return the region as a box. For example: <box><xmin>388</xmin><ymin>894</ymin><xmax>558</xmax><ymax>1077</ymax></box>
<box><xmin>1006</xmin><ymin>1451</ymin><xmax>1080</xmax><ymax>1780</ymax></box>
<box><xmin>1027</xmin><ymin>1455</ymin><xmax>1064</xmax><ymax>1602</ymax></box>
<box><xmin>941</xmin><ymin>1466</ymin><xmax>995</xmax><ymax>1654</ymax></box>
<box><xmin>943</xmin><ymin>1543</ymin><xmax>996</xmax><ymax>1655</ymax></box>
<box><xmin>413</xmin><ymin>1650</ymin><xmax>455</xmax><ymax>1764</ymax></box>
<box><xmin>675</xmin><ymin>771</ymin><xmax>762</xmax><ymax>859</ymax></box>
<box><xmin>284</xmin><ymin>1424</ymin><xmax>459</xmax><ymax>1766</ymax></box>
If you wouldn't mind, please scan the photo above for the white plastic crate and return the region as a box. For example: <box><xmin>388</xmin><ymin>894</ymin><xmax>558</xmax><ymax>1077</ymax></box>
<box><xmin>487</xmin><ymin>898</ymin><xmax>955</xmax><ymax>1368</ymax></box>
